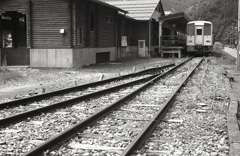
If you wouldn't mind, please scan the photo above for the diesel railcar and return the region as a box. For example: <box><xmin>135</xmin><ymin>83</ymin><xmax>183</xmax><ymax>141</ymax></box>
<box><xmin>186</xmin><ymin>21</ymin><xmax>213</xmax><ymax>53</ymax></box>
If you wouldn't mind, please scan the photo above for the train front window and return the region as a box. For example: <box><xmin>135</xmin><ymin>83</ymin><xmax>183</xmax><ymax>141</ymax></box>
<box><xmin>204</xmin><ymin>23</ymin><xmax>211</xmax><ymax>35</ymax></box>
<box><xmin>197</xmin><ymin>29</ymin><xmax>202</xmax><ymax>35</ymax></box>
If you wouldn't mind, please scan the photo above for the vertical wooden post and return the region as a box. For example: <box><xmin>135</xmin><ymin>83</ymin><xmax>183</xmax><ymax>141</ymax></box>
<box><xmin>27</xmin><ymin>0</ymin><xmax>32</xmax><ymax>48</ymax></box>
<box><xmin>0</xmin><ymin>15</ymin><xmax>2</xmax><ymax>48</ymax></box>
<box><xmin>95</xmin><ymin>5</ymin><xmax>99</xmax><ymax>47</ymax></box>
<box><xmin>72</xmin><ymin>0</ymin><xmax>76</xmax><ymax>46</ymax></box>
<box><xmin>0</xmin><ymin>15</ymin><xmax>2</xmax><ymax>65</ymax></box>
<box><xmin>115</xmin><ymin>11</ymin><xmax>118</xmax><ymax>60</ymax></box>
<box><xmin>85</xmin><ymin>1</ymin><xmax>90</xmax><ymax>47</ymax></box>
<box><xmin>159</xmin><ymin>20</ymin><xmax>163</xmax><ymax>57</ymax></box>
<box><xmin>237</xmin><ymin>0</ymin><xmax>240</xmax><ymax>70</ymax></box>
<box><xmin>149</xmin><ymin>20</ymin><xmax>151</xmax><ymax>57</ymax></box>
<box><xmin>68</xmin><ymin>0</ymin><xmax>73</xmax><ymax>48</ymax></box>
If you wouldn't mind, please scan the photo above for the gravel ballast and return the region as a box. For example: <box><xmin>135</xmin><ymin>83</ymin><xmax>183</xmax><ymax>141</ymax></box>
<box><xmin>0</xmin><ymin>57</ymin><xmax>239</xmax><ymax>155</ymax></box>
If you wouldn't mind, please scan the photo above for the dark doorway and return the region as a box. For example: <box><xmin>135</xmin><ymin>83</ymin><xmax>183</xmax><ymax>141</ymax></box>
<box><xmin>0</xmin><ymin>11</ymin><xmax>29</xmax><ymax>66</ymax></box>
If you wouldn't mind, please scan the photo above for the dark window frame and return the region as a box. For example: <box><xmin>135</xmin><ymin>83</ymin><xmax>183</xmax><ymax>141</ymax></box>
<box><xmin>197</xmin><ymin>29</ymin><xmax>202</xmax><ymax>35</ymax></box>
<box><xmin>77</xmin><ymin>26</ymin><xmax>83</xmax><ymax>46</ymax></box>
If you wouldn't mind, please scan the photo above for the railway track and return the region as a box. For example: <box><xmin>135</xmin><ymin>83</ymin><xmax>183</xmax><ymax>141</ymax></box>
<box><xmin>0</xmin><ymin>64</ymin><xmax>174</xmax><ymax>124</ymax></box>
<box><xmin>15</xmin><ymin>57</ymin><xmax>200</xmax><ymax>156</ymax></box>
<box><xmin>0</xmin><ymin>63</ymin><xmax>174</xmax><ymax>109</ymax></box>
<box><xmin>0</xmin><ymin>58</ymin><xmax>202</xmax><ymax>156</ymax></box>
<box><xmin>0</xmin><ymin>62</ymin><xmax>176</xmax><ymax>155</ymax></box>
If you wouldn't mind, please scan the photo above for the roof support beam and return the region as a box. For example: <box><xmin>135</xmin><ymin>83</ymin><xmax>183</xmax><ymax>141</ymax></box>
<box><xmin>159</xmin><ymin>20</ymin><xmax>163</xmax><ymax>57</ymax></box>
<box><xmin>148</xmin><ymin>20</ymin><xmax>151</xmax><ymax>57</ymax></box>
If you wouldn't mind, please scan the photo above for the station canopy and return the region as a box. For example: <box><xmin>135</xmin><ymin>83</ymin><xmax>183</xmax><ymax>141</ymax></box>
<box><xmin>160</xmin><ymin>12</ymin><xmax>191</xmax><ymax>30</ymax></box>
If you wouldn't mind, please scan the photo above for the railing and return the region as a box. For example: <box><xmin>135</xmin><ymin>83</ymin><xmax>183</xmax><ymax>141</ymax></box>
<box><xmin>162</xmin><ymin>35</ymin><xmax>186</xmax><ymax>46</ymax></box>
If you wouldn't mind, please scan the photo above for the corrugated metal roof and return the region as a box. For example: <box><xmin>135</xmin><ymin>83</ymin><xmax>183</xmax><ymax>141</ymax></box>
<box><xmin>101</xmin><ymin>0</ymin><xmax>161</xmax><ymax>20</ymax></box>
<box><xmin>89</xmin><ymin>0</ymin><xmax>128</xmax><ymax>13</ymax></box>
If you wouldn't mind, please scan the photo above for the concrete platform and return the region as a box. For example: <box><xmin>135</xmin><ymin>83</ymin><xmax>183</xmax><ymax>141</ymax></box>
<box><xmin>223</xmin><ymin>47</ymin><xmax>240</xmax><ymax>156</ymax></box>
<box><xmin>223</xmin><ymin>47</ymin><xmax>238</xmax><ymax>58</ymax></box>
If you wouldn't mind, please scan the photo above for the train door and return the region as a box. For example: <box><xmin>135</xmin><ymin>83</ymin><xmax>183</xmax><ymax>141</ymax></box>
<box><xmin>195</xmin><ymin>26</ymin><xmax>203</xmax><ymax>45</ymax></box>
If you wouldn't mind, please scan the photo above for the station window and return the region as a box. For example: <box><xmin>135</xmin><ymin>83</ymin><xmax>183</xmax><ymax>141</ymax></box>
<box><xmin>77</xmin><ymin>26</ymin><xmax>83</xmax><ymax>45</ymax></box>
<box><xmin>197</xmin><ymin>29</ymin><xmax>202</xmax><ymax>35</ymax></box>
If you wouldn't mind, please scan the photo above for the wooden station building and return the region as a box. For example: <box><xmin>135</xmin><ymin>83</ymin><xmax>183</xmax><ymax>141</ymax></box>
<box><xmin>0</xmin><ymin>0</ymin><xmax>190</xmax><ymax>68</ymax></box>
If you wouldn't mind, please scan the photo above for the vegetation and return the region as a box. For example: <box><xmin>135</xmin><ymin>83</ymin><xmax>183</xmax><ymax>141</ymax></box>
<box><xmin>185</xmin><ymin>0</ymin><xmax>238</xmax><ymax>44</ymax></box>
<box><xmin>163</xmin><ymin>0</ymin><xmax>238</xmax><ymax>44</ymax></box>
<box><xmin>161</xmin><ymin>0</ymin><xmax>198</xmax><ymax>13</ymax></box>
<box><xmin>0</xmin><ymin>68</ymin><xmax>23</xmax><ymax>86</ymax></box>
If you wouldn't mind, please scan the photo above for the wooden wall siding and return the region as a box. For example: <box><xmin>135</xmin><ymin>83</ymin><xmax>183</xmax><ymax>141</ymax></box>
<box><xmin>85</xmin><ymin>1</ymin><xmax>90</xmax><ymax>47</ymax></box>
<box><xmin>0</xmin><ymin>17</ymin><xmax>2</xmax><ymax>48</ymax></box>
<box><xmin>31</xmin><ymin>0</ymin><xmax>70</xmax><ymax>48</ymax></box>
<box><xmin>98</xmin><ymin>5</ymin><xmax>116</xmax><ymax>47</ymax></box>
<box><xmin>121</xmin><ymin>17</ymin><xmax>127</xmax><ymax>36</ymax></box>
<box><xmin>68</xmin><ymin>0</ymin><xmax>72</xmax><ymax>47</ymax></box>
<box><xmin>72</xmin><ymin>0</ymin><xmax>76</xmax><ymax>46</ymax></box>
<box><xmin>74</xmin><ymin>0</ymin><xmax>117</xmax><ymax>48</ymax></box>
<box><xmin>127</xmin><ymin>20</ymin><xmax>135</xmax><ymax>46</ymax></box>
<box><xmin>114</xmin><ymin>12</ymin><xmax>118</xmax><ymax>47</ymax></box>
<box><xmin>95</xmin><ymin>5</ymin><xmax>100</xmax><ymax>47</ymax></box>
<box><xmin>132</xmin><ymin>21</ymin><xmax>148</xmax><ymax>46</ymax></box>
<box><xmin>116</xmin><ymin>16</ymin><xmax>121</xmax><ymax>48</ymax></box>
<box><xmin>117</xmin><ymin>16</ymin><xmax>137</xmax><ymax>47</ymax></box>
<box><xmin>152</xmin><ymin>21</ymin><xmax>159</xmax><ymax>46</ymax></box>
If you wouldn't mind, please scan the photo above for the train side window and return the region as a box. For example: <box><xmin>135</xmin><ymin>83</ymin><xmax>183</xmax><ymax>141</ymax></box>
<box><xmin>197</xmin><ymin>29</ymin><xmax>202</xmax><ymax>35</ymax></box>
<box><xmin>187</xmin><ymin>24</ymin><xmax>195</xmax><ymax>35</ymax></box>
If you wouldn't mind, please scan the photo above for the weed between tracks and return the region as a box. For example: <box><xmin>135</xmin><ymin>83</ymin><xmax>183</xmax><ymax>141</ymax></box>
<box><xmin>0</xmin><ymin>68</ymin><xmax>24</xmax><ymax>87</ymax></box>
<box><xmin>0</xmin><ymin>58</ymin><xmax>177</xmax><ymax>94</ymax></box>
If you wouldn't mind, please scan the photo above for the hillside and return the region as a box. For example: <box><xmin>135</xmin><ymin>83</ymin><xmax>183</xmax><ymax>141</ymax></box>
<box><xmin>163</xmin><ymin>0</ymin><xmax>238</xmax><ymax>43</ymax></box>
<box><xmin>185</xmin><ymin>0</ymin><xmax>238</xmax><ymax>43</ymax></box>
<box><xmin>161</xmin><ymin>0</ymin><xmax>198</xmax><ymax>13</ymax></box>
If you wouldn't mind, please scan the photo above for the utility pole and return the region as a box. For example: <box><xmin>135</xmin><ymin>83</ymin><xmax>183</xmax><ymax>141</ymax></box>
<box><xmin>237</xmin><ymin>0</ymin><xmax>240</xmax><ymax>70</ymax></box>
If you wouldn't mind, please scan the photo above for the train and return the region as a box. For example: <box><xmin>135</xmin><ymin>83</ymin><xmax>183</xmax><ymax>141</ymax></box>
<box><xmin>186</xmin><ymin>20</ymin><xmax>214</xmax><ymax>54</ymax></box>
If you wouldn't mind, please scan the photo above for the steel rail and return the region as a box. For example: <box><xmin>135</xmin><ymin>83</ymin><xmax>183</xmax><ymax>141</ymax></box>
<box><xmin>23</xmin><ymin>58</ymin><xmax>193</xmax><ymax>156</ymax></box>
<box><xmin>121</xmin><ymin>58</ymin><xmax>203</xmax><ymax>156</ymax></box>
<box><xmin>0</xmin><ymin>64</ymin><xmax>174</xmax><ymax>109</ymax></box>
<box><xmin>0</xmin><ymin>73</ymin><xmax>162</xmax><ymax>127</ymax></box>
